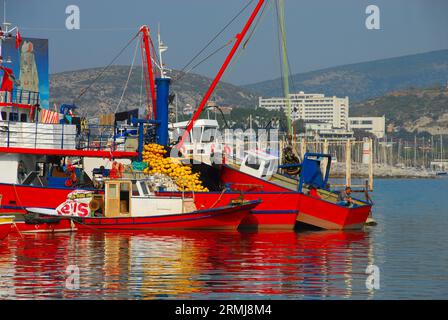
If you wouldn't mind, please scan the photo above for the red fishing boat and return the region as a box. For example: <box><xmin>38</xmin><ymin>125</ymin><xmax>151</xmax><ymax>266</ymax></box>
<box><xmin>0</xmin><ymin>14</ymin><xmax>138</xmax><ymax>216</ymax></box>
<box><xmin>184</xmin><ymin>153</ymin><xmax>371</xmax><ymax>230</ymax></box>
<box><xmin>26</xmin><ymin>181</ymin><xmax>260</xmax><ymax>231</ymax></box>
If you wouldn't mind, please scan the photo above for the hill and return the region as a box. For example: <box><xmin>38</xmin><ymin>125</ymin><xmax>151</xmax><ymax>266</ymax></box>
<box><xmin>243</xmin><ymin>50</ymin><xmax>448</xmax><ymax>102</ymax></box>
<box><xmin>351</xmin><ymin>85</ymin><xmax>448</xmax><ymax>135</ymax></box>
<box><xmin>50</xmin><ymin>66</ymin><xmax>258</xmax><ymax>117</ymax></box>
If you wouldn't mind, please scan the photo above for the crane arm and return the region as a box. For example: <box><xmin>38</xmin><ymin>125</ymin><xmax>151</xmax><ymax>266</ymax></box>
<box><xmin>177</xmin><ymin>0</ymin><xmax>265</xmax><ymax>149</ymax></box>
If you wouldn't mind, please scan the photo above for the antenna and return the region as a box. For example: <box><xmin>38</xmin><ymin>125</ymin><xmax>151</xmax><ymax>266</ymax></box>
<box><xmin>157</xmin><ymin>24</ymin><xmax>169</xmax><ymax>78</ymax></box>
<box><xmin>0</xmin><ymin>0</ymin><xmax>18</xmax><ymax>64</ymax></box>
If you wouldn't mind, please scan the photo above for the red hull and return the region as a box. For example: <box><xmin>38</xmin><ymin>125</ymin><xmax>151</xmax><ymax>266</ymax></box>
<box><xmin>0</xmin><ymin>223</ymin><xmax>12</xmax><ymax>240</ymax></box>
<box><xmin>0</xmin><ymin>183</ymin><xmax>81</xmax><ymax>214</ymax></box>
<box><xmin>157</xmin><ymin>191</ymin><xmax>299</xmax><ymax>230</ymax></box>
<box><xmin>219</xmin><ymin>165</ymin><xmax>372</xmax><ymax>230</ymax></box>
<box><xmin>73</xmin><ymin>201</ymin><xmax>259</xmax><ymax>231</ymax></box>
<box><xmin>297</xmin><ymin>195</ymin><xmax>371</xmax><ymax>230</ymax></box>
<box><xmin>12</xmin><ymin>220</ymin><xmax>75</xmax><ymax>234</ymax></box>
<box><xmin>194</xmin><ymin>192</ymin><xmax>299</xmax><ymax>229</ymax></box>
<box><xmin>0</xmin><ymin>182</ymin><xmax>299</xmax><ymax>230</ymax></box>
<box><xmin>0</xmin><ymin>163</ymin><xmax>372</xmax><ymax>230</ymax></box>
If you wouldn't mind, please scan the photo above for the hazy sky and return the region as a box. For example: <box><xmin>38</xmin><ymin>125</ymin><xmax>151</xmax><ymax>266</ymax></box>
<box><xmin>7</xmin><ymin>0</ymin><xmax>448</xmax><ymax>85</ymax></box>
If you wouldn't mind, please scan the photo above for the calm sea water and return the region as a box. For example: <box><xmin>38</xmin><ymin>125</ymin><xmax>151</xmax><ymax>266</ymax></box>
<box><xmin>1</xmin><ymin>178</ymin><xmax>447</xmax><ymax>300</ymax></box>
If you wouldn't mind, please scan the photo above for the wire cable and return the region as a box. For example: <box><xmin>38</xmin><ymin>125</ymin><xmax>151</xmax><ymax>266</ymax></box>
<box><xmin>74</xmin><ymin>32</ymin><xmax>139</xmax><ymax>104</ymax></box>
<box><xmin>179</xmin><ymin>38</ymin><xmax>235</xmax><ymax>79</ymax></box>
<box><xmin>174</xmin><ymin>0</ymin><xmax>256</xmax><ymax>81</ymax></box>
<box><xmin>114</xmin><ymin>39</ymin><xmax>139</xmax><ymax>113</ymax></box>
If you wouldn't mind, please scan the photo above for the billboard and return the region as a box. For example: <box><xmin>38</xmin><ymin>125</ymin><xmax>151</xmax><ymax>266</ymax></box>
<box><xmin>2</xmin><ymin>37</ymin><xmax>49</xmax><ymax>109</ymax></box>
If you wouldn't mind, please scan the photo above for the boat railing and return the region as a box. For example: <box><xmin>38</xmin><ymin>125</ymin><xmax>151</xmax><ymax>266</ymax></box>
<box><xmin>0</xmin><ymin>89</ymin><xmax>40</xmax><ymax>106</ymax></box>
<box><xmin>77</xmin><ymin>124</ymin><xmax>136</xmax><ymax>152</ymax></box>
<box><xmin>0</xmin><ymin>120</ymin><xmax>136</xmax><ymax>152</ymax></box>
<box><xmin>0</xmin><ymin>120</ymin><xmax>77</xmax><ymax>149</ymax></box>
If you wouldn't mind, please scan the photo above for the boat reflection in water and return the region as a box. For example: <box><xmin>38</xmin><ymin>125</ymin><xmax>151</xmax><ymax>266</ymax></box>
<box><xmin>0</xmin><ymin>229</ymin><xmax>375</xmax><ymax>299</ymax></box>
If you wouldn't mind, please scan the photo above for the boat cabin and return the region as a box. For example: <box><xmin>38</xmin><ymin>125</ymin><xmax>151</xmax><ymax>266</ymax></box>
<box><xmin>102</xmin><ymin>179</ymin><xmax>196</xmax><ymax>218</ymax></box>
<box><xmin>239</xmin><ymin>150</ymin><xmax>278</xmax><ymax>180</ymax></box>
<box><xmin>170</xmin><ymin>119</ymin><xmax>221</xmax><ymax>156</ymax></box>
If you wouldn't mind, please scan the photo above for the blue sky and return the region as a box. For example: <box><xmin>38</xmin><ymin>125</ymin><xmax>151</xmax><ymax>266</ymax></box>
<box><xmin>7</xmin><ymin>0</ymin><xmax>448</xmax><ymax>85</ymax></box>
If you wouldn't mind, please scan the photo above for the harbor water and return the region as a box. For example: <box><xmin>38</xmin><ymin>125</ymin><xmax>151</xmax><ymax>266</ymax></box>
<box><xmin>0</xmin><ymin>178</ymin><xmax>447</xmax><ymax>300</ymax></box>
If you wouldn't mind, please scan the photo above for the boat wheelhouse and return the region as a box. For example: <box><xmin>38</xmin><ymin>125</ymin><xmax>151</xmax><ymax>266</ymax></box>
<box><xmin>170</xmin><ymin>119</ymin><xmax>222</xmax><ymax>163</ymax></box>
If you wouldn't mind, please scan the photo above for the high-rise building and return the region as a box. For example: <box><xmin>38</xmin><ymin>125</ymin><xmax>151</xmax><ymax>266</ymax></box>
<box><xmin>258</xmin><ymin>91</ymin><xmax>349</xmax><ymax>129</ymax></box>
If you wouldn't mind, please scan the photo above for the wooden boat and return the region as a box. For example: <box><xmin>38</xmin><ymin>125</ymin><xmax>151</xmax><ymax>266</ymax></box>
<box><xmin>0</xmin><ymin>215</ymin><xmax>14</xmax><ymax>240</ymax></box>
<box><xmin>26</xmin><ymin>180</ymin><xmax>260</xmax><ymax>231</ymax></box>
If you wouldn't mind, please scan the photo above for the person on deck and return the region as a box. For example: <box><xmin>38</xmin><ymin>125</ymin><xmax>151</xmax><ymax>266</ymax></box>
<box><xmin>337</xmin><ymin>186</ymin><xmax>353</xmax><ymax>207</ymax></box>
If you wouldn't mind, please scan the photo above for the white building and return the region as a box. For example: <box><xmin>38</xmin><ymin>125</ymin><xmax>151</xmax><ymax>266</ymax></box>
<box><xmin>304</xmin><ymin>121</ymin><xmax>354</xmax><ymax>141</ymax></box>
<box><xmin>259</xmin><ymin>91</ymin><xmax>349</xmax><ymax>129</ymax></box>
<box><xmin>348</xmin><ymin>116</ymin><xmax>385</xmax><ymax>138</ymax></box>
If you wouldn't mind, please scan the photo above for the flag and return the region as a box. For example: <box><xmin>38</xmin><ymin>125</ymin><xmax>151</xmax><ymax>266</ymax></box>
<box><xmin>0</xmin><ymin>66</ymin><xmax>14</xmax><ymax>91</ymax></box>
<box><xmin>15</xmin><ymin>30</ymin><xmax>22</xmax><ymax>49</ymax></box>
<box><xmin>41</xmin><ymin>109</ymin><xmax>60</xmax><ymax>124</ymax></box>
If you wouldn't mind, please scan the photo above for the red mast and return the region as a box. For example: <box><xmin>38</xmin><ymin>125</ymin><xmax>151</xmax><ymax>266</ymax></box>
<box><xmin>139</xmin><ymin>25</ymin><xmax>158</xmax><ymax>119</ymax></box>
<box><xmin>177</xmin><ymin>0</ymin><xmax>265</xmax><ymax>148</ymax></box>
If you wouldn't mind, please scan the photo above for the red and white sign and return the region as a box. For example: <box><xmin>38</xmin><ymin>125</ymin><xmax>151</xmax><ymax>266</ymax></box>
<box><xmin>56</xmin><ymin>200</ymin><xmax>90</xmax><ymax>217</ymax></box>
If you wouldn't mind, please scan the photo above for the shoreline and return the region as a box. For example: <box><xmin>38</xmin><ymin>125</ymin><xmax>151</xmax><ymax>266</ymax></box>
<box><xmin>330</xmin><ymin>163</ymin><xmax>437</xmax><ymax>179</ymax></box>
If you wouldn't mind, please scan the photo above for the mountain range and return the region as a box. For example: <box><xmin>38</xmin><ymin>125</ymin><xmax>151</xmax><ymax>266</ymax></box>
<box><xmin>351</xmin><ymin>85</ymin><xmax>448</xmax><ymax>135</ymax></box>
<box><xmin>244</xmin><ymin>49</ymin><xmax>448</xmax><ymax>102</ymax></box>
<box><xmin>50</xmin><ymin>67</ymin><xmax>258</xmax><ymax>118</ymax></box>
<box><xmin>50</xmin><ymin>49</ymin><xmax>448</xmax><ymax>134</ymax></box>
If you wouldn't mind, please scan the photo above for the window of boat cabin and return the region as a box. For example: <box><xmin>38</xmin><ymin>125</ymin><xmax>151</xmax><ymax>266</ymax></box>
<box><xmin>261</xmin><ymin>159</ymin><xmax>272</xmax><ymax>177</ymax></box>
<box><xmin>131</xmin><ymin>181</ymin><xmax>140</xmax><ymax>196</ymax></box>
<box><xmin>20</xmin><ymin>113</ymin><xmax>27</xmax><ymax>122</ymax></box>
<box><xmin>140</xmin><ymin>181</ymin><xmax>150</xmax><ymax>196</ymax></box>
<box><xmin>108</xmin><ymin>183</ymin><xmax>118</xmax><ymax>198</ymax></box>
<box><xmin>1</xmin><ymin>111</ymin><xmax>6</xmax><ymax>121</ymax></box>
<box><xmin>9</xmin><ymin>112</ymin><xmax>18</xmax><ymax>122</ymax></box>
<box><xmin>245</xmin><ymin>155</ymin><xmax>261</xmax><ymax>170</ymax></box>
<box><xmin>201</xmin><ymin>127</ymin><xmax>217</xmax><ymax>143</ymax></box>
<box><xmin>120</xmin><ymin>182</ymin><xmax>130</xmax><ymax>214</ymax></box>
<box><xmin>36</xmin><ymin>162</ymin><xmax>46</xmax><ymax>177</ymax></box>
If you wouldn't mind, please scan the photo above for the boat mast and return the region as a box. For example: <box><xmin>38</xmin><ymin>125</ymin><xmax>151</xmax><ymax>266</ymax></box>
<box><xmin>139</xmin><ymin>25</ymin><xmax>157</xmax><ymax>119</ymax></box>
<box><xmin>276</xmin><ymin>0</ymin><xmax>292</xmax><ymax>136</ymax></box>
<box><xmin>177</xmin><ymin>0</ymin><xmax>266</xmax><ymax>148</ymax></box>
<box><xmin>157</xmin><ymin>24</ymin><xmax>169</xmax><ymax>79</ymax></box>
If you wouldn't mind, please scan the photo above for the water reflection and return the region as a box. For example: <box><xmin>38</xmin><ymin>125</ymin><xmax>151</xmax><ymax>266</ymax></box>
<box><xmin>0</xmin><ymin>229</ymin><xmax>374</xmax><ymax>299</ymax></box>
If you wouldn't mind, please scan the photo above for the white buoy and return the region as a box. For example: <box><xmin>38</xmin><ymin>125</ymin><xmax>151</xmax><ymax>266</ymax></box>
<box><xmin>362</xmin><ymin>138</ymin><xmax>371</xmax><ymax>164</ymax></box>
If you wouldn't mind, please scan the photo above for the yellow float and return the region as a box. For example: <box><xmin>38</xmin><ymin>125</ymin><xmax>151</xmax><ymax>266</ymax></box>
<box><xmin>141</xmin><ymin>143</ymin><xmax>208</xmax><ymax>192</ymax></box>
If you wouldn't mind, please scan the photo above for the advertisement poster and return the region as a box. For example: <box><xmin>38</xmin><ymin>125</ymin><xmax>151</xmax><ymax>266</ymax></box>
<box><xmin>2</xmin><ymin>37</ymin><xmax>49</xmax><ymax>109</ymax></box>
